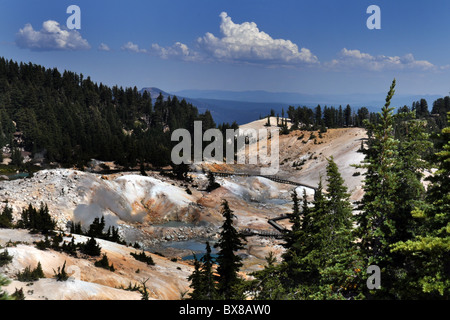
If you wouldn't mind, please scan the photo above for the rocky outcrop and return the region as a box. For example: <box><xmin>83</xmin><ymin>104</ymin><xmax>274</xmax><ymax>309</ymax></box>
<box><xmin>0</xmin><ymin>169</ymin><xmax>203</xmax><ymax>240</ymax></box>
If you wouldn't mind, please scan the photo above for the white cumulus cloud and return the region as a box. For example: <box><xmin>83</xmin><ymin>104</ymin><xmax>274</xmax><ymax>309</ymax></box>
<box><xmin>145</xmin><ymin>12</ymin><xmax>318</xmax><ymax>67</ymax></box>
<box><xmin>16</xmin><ymin>20</ymin><xmax>90</xmax><ymax>51</ymax></box>
<box><xmin>326</xmin><ymin>48</ymin><xmax>436</xmax><ymax>71</ymax></box>
<box><xmin>121</xmin><ymin>41</ymin><xmax>147</xmax><ymax>53</ymax></box>
<box><xmin>196</xmin><ymin>12</ymin><xmax>319</xmax><ymax>66</ymax></box>
<box><xmin>149</xmin><ymin>42</ymin><xmax>200</xmax><ymax>61</ymax></box>
<box><xmin>98</xmin><ymin>43</ymin><xmax>111</xmax><ymax>52</ymax></box>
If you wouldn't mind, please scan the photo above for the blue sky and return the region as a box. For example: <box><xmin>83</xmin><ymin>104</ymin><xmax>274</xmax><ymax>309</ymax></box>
<box><xmin>1</xmin><ymin>0</ymin><xmax>450</xmax><ymax>97</ymax></box>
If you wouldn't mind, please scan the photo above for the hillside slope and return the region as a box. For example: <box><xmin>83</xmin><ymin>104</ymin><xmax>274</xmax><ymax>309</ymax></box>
<box><xmin>0</xmin><ymin>229</ymin><xmax>193</xmax><ymax>300</ymax></box>
<box><xmin>203</xmin><ymin>117</ymin><xmax>367</xmax><ymax>200</ymax></box>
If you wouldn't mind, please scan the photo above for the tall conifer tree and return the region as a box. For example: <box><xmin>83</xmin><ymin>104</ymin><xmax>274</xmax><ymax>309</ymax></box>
<box><xmin>355</xmin><ymin>80</ymin><xmax>402</xmax><ymax>298</ymax></box>
<box><xmin>214</xmin><ymin>200</ymin><xmax>246</xmax><ymax>300</ymax></box>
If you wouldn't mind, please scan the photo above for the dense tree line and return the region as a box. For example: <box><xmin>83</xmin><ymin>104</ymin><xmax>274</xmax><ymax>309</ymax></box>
<box><xmin>0</xmin><ymin>57</ymin><xmax>216</xmax><ymax>168</ymax></box>
<box><xmin>285</xmin><ymin>96</ymin><xmax>450</xmax><ymax>134</ymax></box>
<box><xmin>70</xmin><ymin>215</ymin><xmax>124</xmax><ymax>245</ymax></box>
<box><xmin>286</xmin><ymin>104</ymin><xmax>375</xmax><ymax>131</ymax></box>
<box><xmin>16</xmin><ymin>203</ymin><xmax>55</xmax><ymax>234</ymax></box>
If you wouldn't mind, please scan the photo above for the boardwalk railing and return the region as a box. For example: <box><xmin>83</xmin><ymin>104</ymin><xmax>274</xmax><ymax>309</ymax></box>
<box><xmin>240</xmin><ymin>228</ymin><xmax>284</xmax><ymax>239</ymax></box>
<box><xmin>240</xmin><ymin>214</ymin><xmax>292</xmax><ymax>239</ymax></box>
<box><xmin>212</xmin><ymin>171</ymin><xmax>317</xmax><ymax>191</ymax></box>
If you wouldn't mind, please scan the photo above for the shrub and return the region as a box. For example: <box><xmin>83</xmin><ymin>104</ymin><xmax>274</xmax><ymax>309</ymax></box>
<box><xmin>0</xmin><ymin>249</ymin><xmax>13</xmax><ymax>267</ymax></box>
<box><xmin>16</xmin><ymin>262</ymin><xmax>45</xmax><ymax>282</ymax></box>
<box><xmin>35</xmin><ymin>235</ymin><xmax>51</xmax><ymax>250</ymax></box>
<box><xmin>53</xmin><ymin>261</ymin><xmax>69</xmax><ymax>282</ymax></box>
<box><xmin>0</xmin><ymin>204</ymin><xmax>14</xmax><ymax>228</ymax></box>
<box><xmin>80</xmin><ymin>236</ymin><xmax>101</xmax><ymax>256</ymax></box>
<box><xmin>17</xmin><ymin>203</ymin><xmax>55</xmax><ymax>234</ymax></box>
<box><xmin>131</xmin><ymin>250</ymin><xmax>155</xmax><ymax>266</ymax></box>
<box><xmin>94</xmin><ymin>254</ymin><xmax>115</xmax><ymax>272</ymax></box>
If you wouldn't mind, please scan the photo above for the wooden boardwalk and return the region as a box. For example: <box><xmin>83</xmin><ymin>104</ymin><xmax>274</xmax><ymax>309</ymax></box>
<box><xmin>240</xmin><ymin>214</ymin><xmax>293</xmax><ymax>239</ymax></box>
<box><xmin>212</xmin><ymin>171</ymin><xmax>310</xmax><ymax>239</ymax></box>
<box><xmin>213</xmin><ymin>171</ymin><xmax>317</xmax><ymax>191</ymax></box>
<box><xmin>240</xmin><ymin>228</ymin><xmax>285</xmax><ymax>239</ymax></box>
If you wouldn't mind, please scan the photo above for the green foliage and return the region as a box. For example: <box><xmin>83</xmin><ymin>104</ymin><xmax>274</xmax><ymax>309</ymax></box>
<box><xmin>70</xmin><ymin>216</ymin><xmax>124</xmax><ymax>245</ymax></box>
<box><xmin>0</xmin><ymin>57</ymin><xmax>216</xmax><ymax>168</ymax></box>
<box><xmin>351</xmin><ymin>80</ymin><xmax>448</xmax><ymax>299</ymax></box>
<box><xmin>87</xmin><ymin>216</ymin><xmax>106</xmax><ymax>238</ymax></box>
<box><xmin>248</xmin><ymin>252</ymin><xmax>287</xmax><ymax>300</ymax></box>
<box><xmin>60</xmin><ymin>236</ymin><xmax>78</xmax><ymax>257</ymax></box>
<box><xmin>140</xmin><ymin>278</ymin><xmax>150</xmax><ymax>300</ymax></box>
<box><xmin>94</xmin><ymin>253</ymin><xmax>115</xmax><ymax>272</ymax></box>
<box><xmin>130</xmin><ymin>250</ymin><xmax>155</xmax><ymax>266</ymax></box>
<box><xmin>11</xmin><ymin>287</ymin><xmax>25</xmax><ymax>300</ymax></box>
<box><xmin>53</xmin><ymin>261</ymin><xmax>69</xmax><ymax>282</ymax></box>
<box><xmin>214</xmin><ymin>200</ymin><xmax>246</xmax><ymax>300</ymax></box>
<box><xmin>391</xmin><ymin>112</ymin><xmax>450</xmax><ymax>299</ymax></box>
<box><xmin>0</xmin><ymin>249</ymin><xmax>13</xmax><ymax>267</ymax></box>
<box><xmin>205</xmin><ymin>171</ymin><xmax>220</xmax><ymax>192</ymax></box>
<box><xmin>34</xmin><ymin>235</ymin><xmax>51</xmax><ymax>250</ymax></box>
<box><xmin>353</xmin><ymin>80</ymin><xmax>402</xmax><ymax>298</ymax></box>
<box><xmin>184</xmin><ymin>82</ymin><xmax>449</xmax><ymax>300</ymax></box>
<box><xmin>252</xmin><ymin>157</ymin><xmax>361</xmax><ymax>300</ymax></box>
<box><xmin>187</xmin><ymin>242</ymin><xmax>218</xmax><ymax>300</ymax></box>
<box><xmin>0</xmin><ymin>204</ymin><xmax>14</xmax><ymax>228</ymax></box>
<box><xmin>188</xmin><ymin>201</ymin><xmax>247</xmax><ymax>300</ymax></box>
<box><xmin>80</xmin><ymin>236</ymin><xmax>101</xmax><ymax>257</ymax></box>
<box><xmin>0</xmin><ymin>274</ymin><xmax>12</xmax><ymax>300</ymax></box>
<box><xmin>16</xmin><ymin>262</ymin><xmax>45</xmax><ymax>282</ymax></box>
<box><xmin>17</xmin><ymin>203</ymin><xmax>55</xmax><ymax>234</ymax></box>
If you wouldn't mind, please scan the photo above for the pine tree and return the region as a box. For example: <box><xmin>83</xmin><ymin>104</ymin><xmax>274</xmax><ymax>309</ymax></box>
<box><xmin>391</xmin><ymin>112</ymin><xmax>450</xmax><ymax>299</ymax></box>
<box><xmin>344</xmin><ymin>105</ymin><xmax>352</xmax><ymax>127</ymax></box>
<box><xmin>214</xmin><ymin>200</ymin><xmax>246</xmax><ymax>299</ymax></box>
<box><xmin>314</xmin><ymin>157</ymin><xmax>363</xmax><ymax>299</ymax></box>
<box><xmin>200</xmin><ymin>241</ymin><xmax>218</xmax><ymax>300</ymax></box>
<box><xmin>87</xmin><ymin>216</ymin><xmax>106</xmax><ymax>238</ymax></box>
<box><xmin>324</xmin><ymin>157</ymin><xmax>353</xmax><ymax>246</ymax></box>
<box><xmin>94</xmin><ymin>253</ymin><xmax>115</xmax><ymax>271</ymax></box>
<box><xmin>206</xmin><ymin>171</ymin><xmax>220</xmax><ymax>192</ymax></box>
<box><xmin>81</xmin><ymin>236</ymin><xmax>101</xmax><ymax>256</ymax></box>
<box><xmin>187</xmin><ymin>255</ymin><xmax>204</xmax><ymax>300</ymax></box>
<box><xmin>0</xmin><ymin>274</ymin><xmax>12</xmax><ymax>300</ymax></box>
<box><xmin>0</xmin><ymin>249</ymin><xmax>13</xmax><ymax>267</ymax></box>
<box><xmin>0</xmin><ymin>204</ymin><xmax>13</xmax><ymax>228</ymax></box>
<box><xmin>188</xmin><ymin>242</ymin><xmax>219</xmax><ymax>300</ymax></box>
<box><xmin>354</xmin><ymin>80</ymin><xmax>401</xmax><ymax>298</ymax></box>
<box><xmin>279</xmin><ymin>178</ymin><xmax>327</xmax><ymax>298</ymax></box>
<box><xmin>249</xmin><ymin>252</ymin><xmax>286</xmax><ymax>300</ymax></box>
<box><xmin>282</xmin><ymin>190</ymin><xmax>301</xmax><ymax>250</ymax></box>
<box><xmin>33</xmin><ymin>261</ymin><xmax>45</xmax><ymax>279</ymax></box>
<box><xmin>18</xmin><ymin>203</ymin><xmax>55</xmax><ymax>234</ymax></box>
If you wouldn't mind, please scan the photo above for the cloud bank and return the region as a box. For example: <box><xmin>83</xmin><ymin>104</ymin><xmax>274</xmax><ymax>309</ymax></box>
<box><xmin>16</xmin><ymin>20</ymin><xmax>90</xmax><ymax>51</ymax></box>
<box><xmin>120</xmin><ymin>12</ymin><xmax>442</xmax><ymax>72</ymax></box>
<box><xmin>326</xmin><ymin>48</ymin><xmax>437</xmax><ymax>71</ymax></box>
<box><xmin>150</xmin><ymin>42</ymin><xmax>200</xmax><ymax>61</ymax></box>
<box><xmin>121</xmin><ymin>41</ymin><xmax>147</xmax><ymax>53</ymax></box>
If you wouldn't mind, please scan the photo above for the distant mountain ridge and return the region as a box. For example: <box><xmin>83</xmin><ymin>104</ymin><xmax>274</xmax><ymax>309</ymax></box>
<box><xmin>140</xmin><ymin>87</ymin><xmax>443</xmax><ymax>125</ymax></box>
